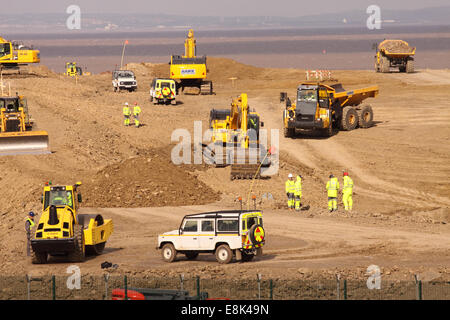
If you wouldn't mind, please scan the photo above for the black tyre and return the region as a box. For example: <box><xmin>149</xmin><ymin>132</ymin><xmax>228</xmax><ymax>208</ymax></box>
<box><xmin>248</xmin><ymin>225</ymin><xmax>265</xmax><ymax>246</ymax></box>
<box><xmin>399</xmin><ymin>66</ymin><xmax>406</xmax><ymax>73</ymax></box>
<box><xmin>184</xmin><ymin>252</ymin><xmax>199</xmax><ymax>260</ymax></box>
<box><xmin>161</xmin><ymin>243</ymin><xmax>177</xmax><ymax>263</ymax></box>
<box><xmin>215</xmin><ymin>244</ymin><xmax>233</xmax><ymax>264</ymax></box>
<box><xmin>380</xmin><ymin>55</ymin><xmax>390</xmax><ymax>73</ymax></box>
<box><xmin>69</xmin><ymin>224</ymin><xmax>85</xmax><ymax>262</ymax></box>
<box><xmin>357</xmin><ymin>105</ymin><xmax>374</xmax><ymax>128</ymax></box>
<box><xmin>31</xmin><ymin>250</ymin><xmax>48</xmax><ymax>264</ymax></box>
<box><xmin>86</xmin><ymin>242</ymin><xmax>106</xmax><ymax>255</ymax></box>
<box><xmin>284</xmin><ymin>127</ymin><xmax>295</xmax><ymax>138</ymax></box>
<box><xmin>340</xmin><ymin>107</ymin><xmax>358</xmax><ymax>131</ymax></box>
<box><xmin>406</xmin><ymin>60</ymin><xmax>414</xmax><ymax>73</ymax></box>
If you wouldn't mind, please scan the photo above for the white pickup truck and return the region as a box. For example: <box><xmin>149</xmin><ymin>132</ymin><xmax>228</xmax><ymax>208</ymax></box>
<box><xmin>112</xmin><ymin>70</ymin><xmax>137</xmax><ymax>92</ymax></box>
<box><xmin>157</xmin><ymin>210</ymin><xmax>265</xmax><ymax>264</ymax></box>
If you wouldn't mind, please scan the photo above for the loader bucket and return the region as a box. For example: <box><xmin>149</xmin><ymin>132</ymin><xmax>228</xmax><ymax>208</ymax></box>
<box><xmin>0</xmin><ymin>131</ymin><xmax>50</xmax><ymax>156</ymax></box>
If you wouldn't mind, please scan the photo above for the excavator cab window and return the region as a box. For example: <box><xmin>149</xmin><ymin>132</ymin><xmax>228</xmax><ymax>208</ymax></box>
<box><xmin>298</xmin><ymin>89</ymin><xmax>317</xmax><ymax>102</ymax></box>
<box><xmin>0</xmin><ymin>43</ymin><xmax>11</xmax><ymax>57</ymax></box>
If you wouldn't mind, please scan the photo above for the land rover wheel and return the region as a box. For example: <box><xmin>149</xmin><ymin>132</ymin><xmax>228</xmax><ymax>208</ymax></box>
<box><xmin>215</xmin><ymin>244</ymin><xmax>233</xmax><ymax>264</ymax></box>
<box><xmin>162</xmin><ymin>243</ymin><xmax>177</xmax><ymax>263</ymax></box>
<box><xmin>249</xmin><ymin>224</ymin><xmax>265</xmax><ymax>246</ymax></box>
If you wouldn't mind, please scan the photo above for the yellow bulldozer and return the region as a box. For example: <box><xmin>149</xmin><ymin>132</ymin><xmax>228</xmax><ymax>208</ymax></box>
<box><xmin>169</xmin><ymin>29</ymin><xmax>213</xmax><ymax>95</ymax></box>
<box><xmin>281</xmin><ymin>83</ymin><xmax>379</xmax><ymax>138</ymax></box>
<box><xmin>202</xmin><ymin>93</ymin><xmax>271</xmax><ymax>180</ymax></box>
<box><xmin>30</xmin><ymin>181</ymin><xmax>114</xmax><ymax>264</ymax></box>
<box><xmin>0</xmin><ymin>37</ymin><xmax>40</xmax><ymax>71</ymax></box>
<box><xmin>0</xmin><ymin>93</ymin><xmax>49</xmax><ymax>155</ymax></box>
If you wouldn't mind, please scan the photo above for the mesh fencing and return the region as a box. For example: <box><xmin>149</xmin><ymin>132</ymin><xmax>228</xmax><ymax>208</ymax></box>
<box><xmin>0</xmin><ymin>275</ymin><xmax>448</xmax><ymax>300</ymax></box>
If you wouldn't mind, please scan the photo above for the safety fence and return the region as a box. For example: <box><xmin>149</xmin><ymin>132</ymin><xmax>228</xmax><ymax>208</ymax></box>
<box><xmin>0</xmin><ymin>275</ymin><xmax>448</xmax><ymax>300</ymax></box>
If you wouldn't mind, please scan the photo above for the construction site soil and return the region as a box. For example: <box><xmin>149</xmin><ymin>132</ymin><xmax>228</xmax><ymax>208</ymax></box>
<box><xmin>0</xmin><ymin>58</ymin><xmax>449</xmax><ymax>289</ymax></box>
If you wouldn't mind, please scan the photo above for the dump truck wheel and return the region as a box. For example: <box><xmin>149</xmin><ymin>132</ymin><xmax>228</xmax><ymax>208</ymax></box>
<box><xmin>341</xmin><ymin>107</ymin><xmax>358</xmax><ymax>131</ymax></box>
<box><xmin>406</xmin><ymin>60</ymin><xmax>414</xmax><ymax>73</ymax></box>
<box><xmin>399</xmin><ymin>66</ymin><xmax>406</xmax><ymax>73</ymax></box>
<box><xmin>185</xmin><ymin>252</ymin><xmax>199</xmax><ymax>260</ymax></box>
<box><xmin>357</xmin><ymin>105</ymin><xmax>374</xmax><ymax>128</ymax></box>
<box><xmin>284</xmin><ymin>127</ymin><xmax>294</xmax><ymax>138</ymax></box>
<box><xmin>86</xmin><ymin>242</ymin><xmax>106</xmax><ymax>255</ymax></box>
<box><xmin>69</xmin><ymin>224</ymin><xmax>85</xmax><ymax>262</ymax></box>
<box><xmin>31</xmin><ymin>250</ymin><xmax>48</xmax><ymax>264</ymax></box>
<box><xmin>162</xmin><ymin>243</ymin><xmax>177</xmax><ymax>262</ymax></box>
<box><xmin>215</xmin><ymin>244</ymin><xmax>233</xmax><ymax>264</ymax></box>
<box><xmin>380</xmin><ymin>55</ymin><xmax>390</xmax><ymax>73</ymax></box>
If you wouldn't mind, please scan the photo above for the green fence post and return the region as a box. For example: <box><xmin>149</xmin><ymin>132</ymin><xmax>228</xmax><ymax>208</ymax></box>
<box><xmin>51</xmin><ymin>275</ymin><xmax>56</xmax><ymax>300</ymax></box>
<box><xmin>124</xmin><ymin>275</ymin><xmax>128</xmax><ymax>300</ymax></box>
<box><xmin>343</xmin><ymin>279</ymin><xmax>347</xmax><ymax>300</ymax></box>
<box><xmin>269</xmin><ymin>279</ymin><xmax>273</xmax><ymax>300</ymax></box>
<box><xmin>418</xmin><ymin>280</ymin><xmax>423</xmax><ymax>300</ymax></box>
<box><xmin>196</xmin><ymin>276</ymin><xmax>200</xmax><ymax>299</ymax></box>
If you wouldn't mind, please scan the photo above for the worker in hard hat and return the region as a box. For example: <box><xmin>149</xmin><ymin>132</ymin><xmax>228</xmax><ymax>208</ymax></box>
<box><xmin>294</xmin><ymin>174</ymin><xmax>302</xmax><ymax>211</ymax></box>
<box><xmin>326</xmin><ymin>174</ymin><xmax>340</xmax><ymax>212</ymax></box>
<box><xmin>133</xmin><ymin>101</ymin><xmax>141</xmax><ymax>128</ymax></box>
<box><xmin>123</xmin><ymin>102</ymin><xmax>131</xmax><ymax>126</ymax></box>
<box><xmin>25</xmin><ymin>211</ymin><xmax>36</xmax><ymax>256</ymax></box>
<box><xmin>342</xmin><ymin>171</ymin><xmax>354</xmax><ymax>211</ymax></box>
<box><xmin>285</xmin><ymin>173</ymin><xmax>296</xmax><ymax>210</ymax></box>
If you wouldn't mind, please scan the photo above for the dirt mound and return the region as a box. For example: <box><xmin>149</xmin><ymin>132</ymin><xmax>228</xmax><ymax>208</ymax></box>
<box><xmin>82</xmin><ymin>149</ymin><xmax>220</xmax><ymax>208</ymax></box>
<box><xmin>380</xmin><ymin>40</ymin><xmax>415</xmax><ymax>54</ymax></box>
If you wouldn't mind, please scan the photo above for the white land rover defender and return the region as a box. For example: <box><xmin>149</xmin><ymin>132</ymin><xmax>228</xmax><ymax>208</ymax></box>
<box><xmin>112</xmin><ymin>70</ymin><xmax>137</xmax><ymax>92</ymax></box>
<box><xmin>157</xmin><ymin>210</ymin><xmax>265</xmax><ymax>264</ymax></box>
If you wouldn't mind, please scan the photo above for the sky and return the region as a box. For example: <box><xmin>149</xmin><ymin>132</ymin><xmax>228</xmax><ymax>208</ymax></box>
<box><xmin>5</xmin><ymin>0</ymin><xmax>450</xmax><ymax>16</ymax></box>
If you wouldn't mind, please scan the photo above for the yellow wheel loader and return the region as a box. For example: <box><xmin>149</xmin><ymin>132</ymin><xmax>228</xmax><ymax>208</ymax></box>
<box><xmin>0</xmin><ymin>37</ymin><xmax>40</xmax><ymax>72</ymax></box>
<box><xmin>169</xmin><ymin>29</ymin><xmax>213</xmax><ymax>95</ymax></box>
<box><xmin>281</xmin><ymin>83</ymin><xmax>379</xmax><ymax>138</ymax></box>
<box><xmin>202</xmin><ymin>93</ymin><xmax>271</xmax><ymax>180</ymax></box>
<box><xmin>374</xmin><ymin>40</ymin><xmax>415</xmax><ymax>73</ymax></box>
<box><xmin>30</xmin><ymin>182</ymin><xmax>114</xmax><ymax>264</ymax></box>
<box><xmin>0</xmin><ymin>94</ymin><xmax>49</xmax><ymax>155</ymax></box>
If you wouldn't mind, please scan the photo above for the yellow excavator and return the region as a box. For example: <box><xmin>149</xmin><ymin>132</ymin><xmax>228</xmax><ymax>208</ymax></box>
<box><xmin>202</xmin><ymin>93</ymin><xmax>271</xmax><ymax>180</ymax></box>
<box><xmin>169</xmin><ymin>29</ymin><xmax>213</xmax><ymax>95</ymax></box>
<box><xmin>0</xmin><ymin>37</ymin><xmax>40</xmax><ymax>71</ymax></box>
<box><xmin>31</xmin><ymin>181</ymin><xmax>114</xmax><ymax>264</ymax></box>
<box><xmin>0</xmin><ymin>91</ymin><xmax>49</xmax><ymax>155</ymax></box>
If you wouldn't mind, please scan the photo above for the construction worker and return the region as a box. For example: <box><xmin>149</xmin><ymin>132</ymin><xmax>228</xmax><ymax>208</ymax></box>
<box><xmin>294</xmin><ymin>174</ymin><xmax>302</xmax><ymax>211</ymax></box>
<box><xmin>342</xmin><ymin>171</ymin><xmax>354</xmax><ymax>211</ymax></box>
<box><xmin>123</xmin><ymin>102</ymin><xmax>131</xmax><ymax>126</ymax></box>
<box><xmin>326</xmin><ymin>174</ymin><xmax>340</xmax><ymax>212</ymax></box>
<box><xmin>285</xmin><ymin>173</ymin><xmax>296</xmax><ymax>210</ymax></box>
<box><xmin>133</xmin><ymin>102</ymin><xmax>141</xmax><ymax>128</ymax></box>
<box><xmin>25</xmin><ymin>211</ymin><xmax>36</xmax><ymax>256</ymax></box>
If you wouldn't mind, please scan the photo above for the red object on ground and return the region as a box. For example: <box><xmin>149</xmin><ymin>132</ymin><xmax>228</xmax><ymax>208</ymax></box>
<box><xmin>112</xmin><ymin>288</ymin><xmax>145</xmax><ymax>300</ymax></box>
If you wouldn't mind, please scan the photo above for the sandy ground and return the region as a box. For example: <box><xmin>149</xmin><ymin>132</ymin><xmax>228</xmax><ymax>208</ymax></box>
<box><xmin>0</xmin><ymin>58</ymin><xmax>449</xmax><ymax>283</ymax></box>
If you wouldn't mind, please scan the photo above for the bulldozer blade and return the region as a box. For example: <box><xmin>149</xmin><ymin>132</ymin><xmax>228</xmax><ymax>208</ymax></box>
<box><xmin>0</xmin><ymin>131</ymin><xmax>50</xmax><ymax>156</ymax></box>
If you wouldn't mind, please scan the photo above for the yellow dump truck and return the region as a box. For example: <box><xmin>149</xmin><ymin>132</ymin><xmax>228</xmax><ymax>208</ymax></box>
<box><xmin>374</xmin><ymin>40</ymin><xmax>415</xmax><ymax>73</ymax></box>
<box><xmin>0</xmin><ymin>94</ymin><xmax>49</xmax><ymax>155</ymax></box>
<box><xmin>0</xmin><ymin>37</ymin><xmax>40</xmax><ymax>70</ymax></box>
<box><xmin>281</xmin><ymin>83</ymin><xmax>379</xmax><ymax>137</ymax></box>
<box><xmin>169</xmin><ymin>29</ymin><xmax>213</xmax><ymax>95</ymax></box>
<box><xmin>30</xmin><ymin>182</ymin><xmax>113</xmax><ymax>263</ymax></box>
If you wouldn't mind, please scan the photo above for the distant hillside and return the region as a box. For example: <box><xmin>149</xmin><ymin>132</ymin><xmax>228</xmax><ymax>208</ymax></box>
<box><xmin>1</xmin><ymin>6</ymin><xmax>450</xmax><ymax>33</ymax></box>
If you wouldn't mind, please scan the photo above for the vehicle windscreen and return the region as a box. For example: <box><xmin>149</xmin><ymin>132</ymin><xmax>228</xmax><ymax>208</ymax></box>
<box><xmin>297</xmin><ymin>88</ymin><xmax>318</xmax><ymax>115</ymax></box>
<box><xmin>161</xmin><ymin>82</ymin><xmax>171</xmax><ymax>88</ymax></box>
<box><xmin>44</xmin><ymin>189</ymin><xmax>74</xmax><ymax>209</ymax></box>
<box><xmin>119</xmin><ymin>72</ymin><xmax>134</xmax><ymax>78</ymax></box>
<box><xmin>0</xmin><ymin>99</ymin><xmax>19</xmax><ymax>111</ymax></box>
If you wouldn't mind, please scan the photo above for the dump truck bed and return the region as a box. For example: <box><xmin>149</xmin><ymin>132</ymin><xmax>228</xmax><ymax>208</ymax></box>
<box><xmin>333</xmin><ymin>86</ymin><xmax>379</xmax><ymax>107</ymax></box>
<box><xmin>379</xmin><ymin>39</ymin><xmax>416</xmax><ymax>57</ymax></box>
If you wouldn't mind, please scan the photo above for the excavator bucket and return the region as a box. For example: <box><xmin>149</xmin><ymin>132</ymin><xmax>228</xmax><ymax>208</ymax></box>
<box><xmin>0</xmin><ymin>130</ymin><xmax>50</xmax><ymax>156</ymax></box>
